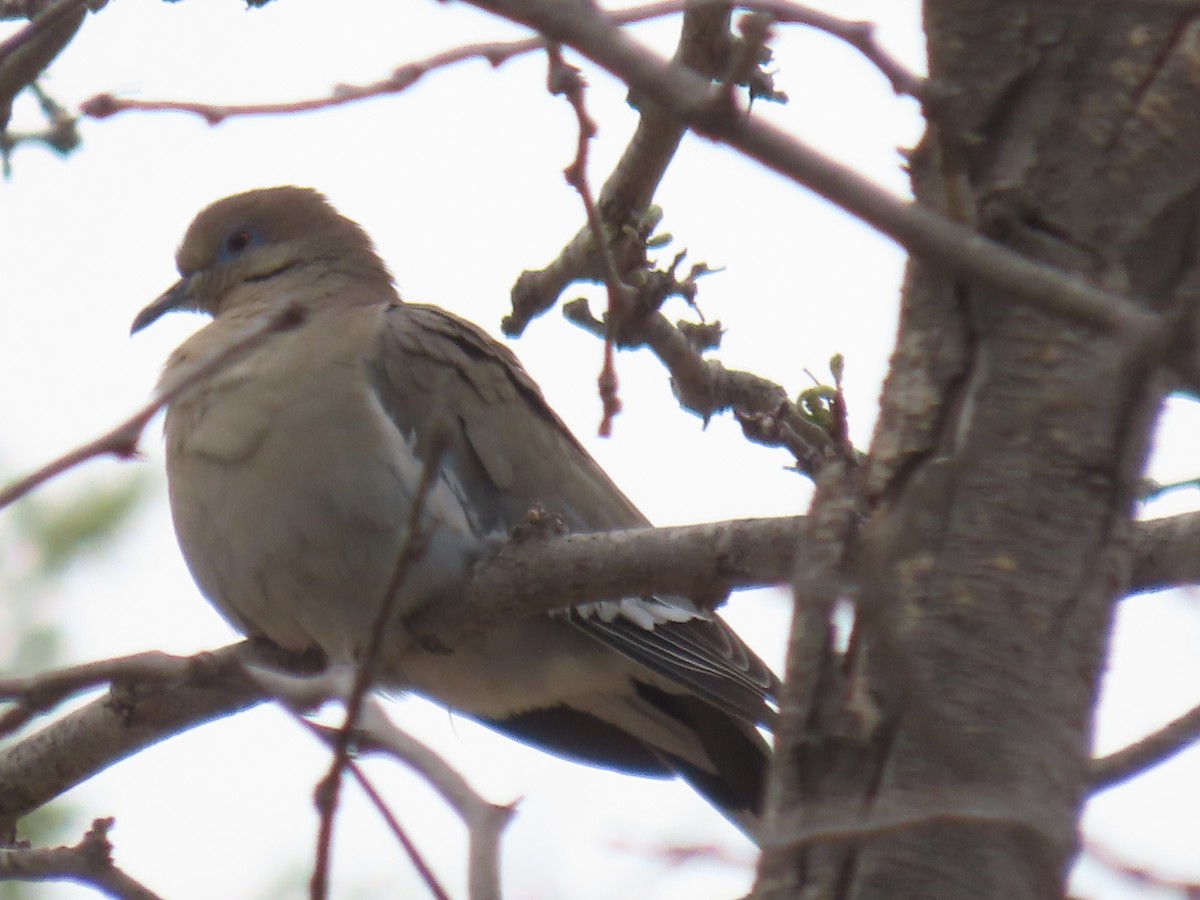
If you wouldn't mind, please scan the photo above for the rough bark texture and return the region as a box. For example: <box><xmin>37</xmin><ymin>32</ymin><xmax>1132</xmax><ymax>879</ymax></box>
<box><xmin>759</xmin><ymin>4</ymin><xmax>1200</xmax><ymax>899</ymax></box>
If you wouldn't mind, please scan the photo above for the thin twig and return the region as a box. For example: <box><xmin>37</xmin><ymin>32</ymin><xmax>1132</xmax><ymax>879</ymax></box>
<box><xmin>504</xmin><ymin>2</ymin><xmax>735</xmax><ymax>338</ymax></box>
<box><xmin>78</xmin><ymin>1</ymin><xmax>681</xmax><ymax>125</ymax></box>
<box><xmin>337</xmin><ymin>701</ymin><xmax>513</xmax><ymax>900</ymax></box>
<box><xmin>743</xmin><ymin>0</ymin><xmax>925</xmax><ymax>99</ymax></box>
<box><xmin>310</xmin><ymin>439</ymin><xmax>447</xmax><ymax>900</ymax></box>
<box><xmin>0</xmin><ymin>818</ymin><xmax>162</xmax><ymax>900</ymax></box>
<box><xmin>0</xmin><ymin>651</ymin><xmax>190</xmax><ymax>739</ymax></box>
<box><xmin>475</xmin><ymin>0</ymin><xmax>1165</xmax><ymax>349</ymax></box>
<box><xmin>77</xmin><ymin>1</ymin><xmax>921</xmax><ymax>126</ymax></box>
<box><xmin>346</xmin><ymin>760</ymin><xmax>452</xmax><ymax>900</ymax></box>
<box><xmin>546</xmin><ymin>43</ymin><xmax>628</xmax><ymax>435</ymax></box>
<box><xmin>1082</xmin><ymin>840</ymin><xmax>1200</xmax><ymax>896</ymax></box>
<box><xmin>1090</xmin><ymin>701</ymin><xmax>1200</xmax><ymax>791</ymax></box>
<box><xmin>290</xmin><ymin>716</ymin><xmax>452</xmax><ymax>900</ymax></box>
<box><xmin>563</xmin><ymin>299</ymin><xmax>843</xmax><ymax>475</ymax></box>
<box><xmin>0</xmin><ymin>304</ymin><xmax>305</xmax><ymax>511</ymax></box>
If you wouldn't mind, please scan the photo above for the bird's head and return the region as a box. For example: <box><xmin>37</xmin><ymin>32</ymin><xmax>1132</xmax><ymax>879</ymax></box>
<box><xmin>132</xmin><ymin>186</ymin><xmax>392</xmax><ymax>333</ymax></box>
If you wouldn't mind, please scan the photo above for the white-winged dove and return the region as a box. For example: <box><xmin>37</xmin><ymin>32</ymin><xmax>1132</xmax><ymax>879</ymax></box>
<box><xmin>133</xmin><ymin>187</ymin><xmax>778</xmax><ymax>836</ymax></box>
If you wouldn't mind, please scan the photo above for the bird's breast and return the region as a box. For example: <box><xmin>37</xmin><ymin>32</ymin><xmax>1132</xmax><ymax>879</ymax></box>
<box><xmin>163</xmin><ymin>327</ymin><xmax>481</xmax><ymax>661</ymax></box>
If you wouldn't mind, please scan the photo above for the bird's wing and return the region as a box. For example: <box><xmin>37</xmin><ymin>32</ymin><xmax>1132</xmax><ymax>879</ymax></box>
<box><xmin>367</xmin><ymin>302</ymin><xmax>777</xmax><ymax>725</ymax></box>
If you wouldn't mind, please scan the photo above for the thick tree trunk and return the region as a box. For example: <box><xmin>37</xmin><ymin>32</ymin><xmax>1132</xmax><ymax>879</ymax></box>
<box><xmin>759</xmin><ymin>4</ymin><xmax>1200</xmax><ymax>898</ymax></box>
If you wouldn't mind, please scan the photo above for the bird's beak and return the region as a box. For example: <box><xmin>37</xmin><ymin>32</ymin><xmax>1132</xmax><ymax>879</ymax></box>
<box><xmin>131</xmin><ymin>277</ymin><xmax>192</xmax><ymax>335</ymax></box>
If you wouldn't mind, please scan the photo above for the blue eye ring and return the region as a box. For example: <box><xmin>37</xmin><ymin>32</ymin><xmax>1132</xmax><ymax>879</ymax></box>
<box><xmin>219</xmin><ymin>227</ymin><xmax>262</xmax><ymax>262</ymax></box>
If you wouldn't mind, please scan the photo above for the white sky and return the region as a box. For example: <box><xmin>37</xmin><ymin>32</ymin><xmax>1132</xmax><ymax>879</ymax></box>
<box><xmin>1</xmin><ymin>2</ymin><xmax>1197</xmax><ymax>898</ymax></box>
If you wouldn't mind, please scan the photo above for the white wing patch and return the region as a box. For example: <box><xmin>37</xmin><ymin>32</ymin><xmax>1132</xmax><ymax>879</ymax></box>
<box><xmin>570</xmin><ymin>596</ymin><xmax>706</xmax><ymax>630</ymax></box>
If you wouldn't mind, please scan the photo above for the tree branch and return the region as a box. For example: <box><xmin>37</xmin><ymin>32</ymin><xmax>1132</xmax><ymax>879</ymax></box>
<box><xmin>0</xmin><ymin>818</ymin><xmax>162</xmax><ymax>900</ymax></box>
<box><xmin>342</xmin><ymin>702</ymin><xmax>512</xmax><ymax>900</ymax></box>
<box><xmin>0</xmin><ymin>642</ymin><xmax>297</xmax><ymax>837</ymax></box>
<box><xmin>0</xmin><ymin>508</ymin><xmax>1197</xmax><ymax>830</ymax></box>
<box><xmin>0</xmin><ymin>650</ymin><xmax>196</xmax><ymax>740</ymax></box>
<box><xmin>474</xmin><ymin>0</ymin><xmax>1165</xmax><ymax>349</ymax></box>
<box><xmin>78</xmin><ymin>2</ymin><xmax>683</xmax><ymax>125</ymax></box>
<box><xmin>1090</xmin><ymin>700</ymin><xmax>1200</xmax><ymax>791</ymax></box>
<box><xmin>312</xmin><ymin>441</ymin><xmax>447</xmax><ymax>900</ymax></box>
<box><xmin>563</xmin><ymin>298</ymin><xmax>846</xmax><ymax>474</ymax></box>
<box><xmin>0</xmin><ymin>304</ymin><xmax>306</xmax><ymax>511</ymax></box>
<box><xmin>1129</xmin><ymin>509</ymin><xmax>1200</xmax><ymax>595</ymax></box>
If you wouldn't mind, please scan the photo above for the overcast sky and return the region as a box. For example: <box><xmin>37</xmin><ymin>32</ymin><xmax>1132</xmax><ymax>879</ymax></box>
<box><xmin>1</xmin><ymin>2</ymin><xmax>1197</xmax><ymax>898</ymax></box>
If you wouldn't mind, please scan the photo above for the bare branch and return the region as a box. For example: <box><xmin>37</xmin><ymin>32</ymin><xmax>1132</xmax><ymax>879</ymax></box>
<box><xmin>346</xmin><ymin>702</ymin><xmax>512</xmax><ymax>900</ymax></box>
<box><xmin>1129</xmin><ymin>510</ymin><xmax>1200</xmax><ymax>595</ymax></box>
<box><xmin>1090</xmin><ymin>701</ymin><xmax>1200</xmax><ymax>791</ymax></box>
<box><xmin>504</xmin><ymin>1</ymin><xmax>736</xmax><ymax>337</ymax></box>
<box><xmin>249</xmin><ymin>683</ymin><xmax>506</xmax><ymax>899</ymax></box>
<box><xmin>739</xmin><ymin>0</ymin><xmax>924</xmax><ymax>99</ymax></box>
<box><xmin>0</xmin><ymin>0</ymin><xmax>92</xmax><ymax>130</ymax></box>
<box><xmin>477</xmin><ymin>0</ymin><xmax>1165</xmax><ymax>348</ymax></box>
<box><xmin>276</xmin><ymin>709</ymin><xmax>456</xmax><ymax>900</ymax></box>
<box><xmin>0</xmin><ymin>818</ymin><xmax>162</xmax><ymax>900</ymax></box>
<box><xmin>311</xmin><ymin>440</ymin><xmax>447</xmax><ymax>900</ymax></box>
<box><xmin>77</xmin><ymin>1</ymin><xmax>922</xmax><ymax>126</ymax></box>
<box><xmin>563</xmin><ymin>298</ymin><xmax>846</xmax><ymax>475</ymax></box>
<box><xmin>0</xmin><ymin>642</ymin><xmax>305</xmax><ymax>836</ymax></box>
<box><xmin>345</xmin><ymin>759</ymin><xmax>453</xmax><ymax>900</ymax></box>
<box><xmin>1082</xmin><ymin>839</ymin><xmax>1200</xmax><ymax>896</ymax></box>
<box><xmin>545</xmin><ymin>42</ymin><xmax>630</xmax><ymax>434</ymax></box>
<box><xmin>0</xmin><ymin>304</ymin><xmax>306</xmax><ymax>512</ymax></box>
<box><xmin>0</xmin><ymin>651</ymin><xmax>192</xmax><ymax>740</ymax></box>
<box><xmin>78</xmin><ymin>2</ymin><xmax>682</xmax><ymax>125</ymax></box>
<box><xmin>1</xmin><ymin>508</ymin><xmax>1196</xmax><ymax>835</ymax></box>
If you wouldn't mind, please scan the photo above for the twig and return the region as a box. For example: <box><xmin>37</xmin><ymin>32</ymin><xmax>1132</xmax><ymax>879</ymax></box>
<box><xmin>563</xmin><ymin>299</ymin><xmax>843</xmax><ymax>476</ymax></box>
<box><xmin>546</xmin><ymin>43</ymin><xmax>629</xmax><ymax>435</ymax></box>
<box><xmin>310</xmin><ymin>440</ymin><xmax>447</xmax><ymax>900</ymax></box>
<box><xmin>410</xmin><ymin>514</ymin><xmax>805</xmax><ymax>643</ymax></box>
<box><xmin>257</xmin><ymin>673</ymin><xmax>505</xmax><ymax>900</ymax></box>
<box><xmin>78</xmin><ymin>1</ymin><xmax>681</xmax><ymax>125</ymax></box>
<box><xmin>0</xmin><ymin>818</ymin><xmax>162</xmax><ymax>900</ymax></box>
<box><xmin>1082</xmin><ymin>840</ymin><xmax>1200</xmax><ymax>896</ymax></box>
<box><xmin>741</xmin><ymin>0</ymin><xmax>924</xmax><ymax>99</ymax></box>
<box><xmin>718</xmin><ymin>12</ymin><xmax>775</xmax><ymax>112</ymax></box>
<box><xmin>346</xmin><ymin>759</ymin><xmax>452</xmax><ymax>900</ymax></box>
<box><xmin>0</xmin><ymin>82</ymin><xmax>80</xmax><ymax>174</ymax></box>
<box><xmin>475</xmin><ymin>0</ymin><xmax>1165</xmax><ymax>348</ymax></box>
<box><xmin>1090</xmin><ymin>701</ymin><xmax>1200</xmax><ymax>791</ymax></box>
<box><xmin>0</xmin><ymin>304</ymin><xmax>305</xmax><ymax>511</ymax></box>
<box><xmin>0</xmin><ymin>642</ymin><xmax>300</xmax><ymax>835</ymax></box>
<box><xmin>504</xmin><ymin>0</ymin><xmax>924</xmax><ymax>335</ymax></box>
<box><xmin>0</xmin><ymin>650</ymin><xmax>190</xmax><ymax>739</ymax></box>
<box><xmin>77</xmin><ymin>1</ymin><xmax>921</xmax><ymax>126</ymax></box>
<box><xmin>288</xmin><ymin>715</ymin><xmax>452</xmax><ymax>900</ymax></box>
<box><xmin>504</xmin><ymin>1</ymin><xmax>735</xmax><ymax>337</ymax></box>
<box><xmin>0</xmin><ymin>2</ymin><xmax>36</xmax><ymax>21</ymax></box>
<box><xmin>336</xmin><ymin>701</ymin><xmax>513</xmax><ymax>900</ymax></box>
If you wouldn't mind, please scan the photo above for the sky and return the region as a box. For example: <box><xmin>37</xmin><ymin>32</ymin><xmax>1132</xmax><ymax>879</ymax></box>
<box><xmin>1</xmin><ymin>1</ymin><xmax>1198</xmax><ymax>898</ymax></box>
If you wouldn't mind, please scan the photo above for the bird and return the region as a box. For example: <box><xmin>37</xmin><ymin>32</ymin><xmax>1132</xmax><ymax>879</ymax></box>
<box><xmin>132</xmin><ymin>186</ymin><xmax>778</xmax><ymax>836</ymax></box>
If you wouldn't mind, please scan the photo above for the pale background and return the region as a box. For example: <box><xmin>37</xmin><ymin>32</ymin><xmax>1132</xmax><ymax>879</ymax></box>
<box><xmin>0</xmin><ymin>2</ymin><xmax>1197</xmax><ymax>897</ymax></box>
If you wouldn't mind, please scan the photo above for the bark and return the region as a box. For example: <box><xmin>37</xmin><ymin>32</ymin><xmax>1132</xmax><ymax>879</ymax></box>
<box><xmin>759</xmin><ymin>4</ymin><xmax>1200</xmax><ymax>899</ymax></box>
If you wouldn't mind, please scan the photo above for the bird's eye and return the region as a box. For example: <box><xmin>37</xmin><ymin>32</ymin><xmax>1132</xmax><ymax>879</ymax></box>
<box><xmin>219</xmin><ymin>227</ymin><xmax>261</xmax><ymax>262</ymax></box>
